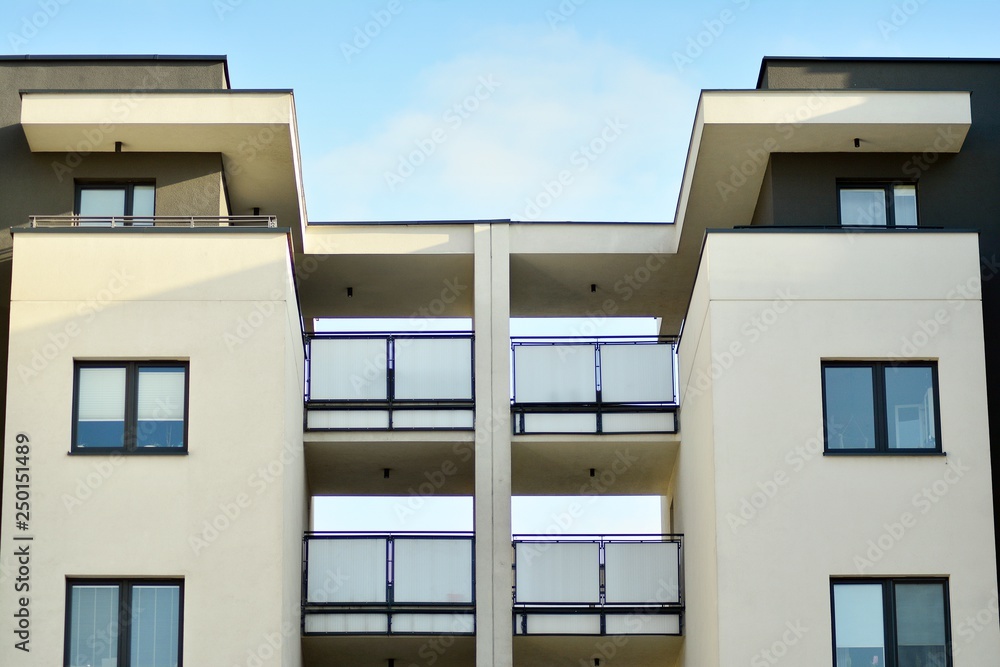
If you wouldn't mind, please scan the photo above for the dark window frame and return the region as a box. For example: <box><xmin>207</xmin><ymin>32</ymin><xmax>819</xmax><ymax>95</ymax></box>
<box><xmin>821</xmin><ymin>360</ymin><xmax>942</xmax><ymax>455</ymax></box>
<box><xmin>837</xmin><ymin>180</ymin><xmax>918</xmax><ymax>227</ymax></box>
<box><xmin>71</xmin><ymin>361</ymin><xmax>190</xmax><ymax>454</ymax></box>
<box><xmin>74</xmin><ymin>180</ymin><xmax>156</xmax><ymax>218</ymax></box>
<box><xmin>830</xmin><ymin>578</ymin><xmax>952</xmax><ymax>667</ymax></box>
<box><xmin>64</xmin><ymin>578</ymin><xmax>184</xmax><ymax>667</ymax></box>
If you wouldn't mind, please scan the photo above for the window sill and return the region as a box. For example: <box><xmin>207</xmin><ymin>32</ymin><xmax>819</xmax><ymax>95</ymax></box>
<box><xmin>68</xmin><ymin>449</ymin><xmax>188</xmax><ymax>456</ymax></box>
<box><xmin>823</xmin><ymin>450</ymin><xmax>945</xmax><ymax>457</ymax></box>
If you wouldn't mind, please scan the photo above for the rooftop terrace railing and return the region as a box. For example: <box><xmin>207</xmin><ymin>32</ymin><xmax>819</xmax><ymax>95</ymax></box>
<box><xmin>28</xmin><ymin>215</ymin><xmax>278</xmax><ymax>228</ymax></box>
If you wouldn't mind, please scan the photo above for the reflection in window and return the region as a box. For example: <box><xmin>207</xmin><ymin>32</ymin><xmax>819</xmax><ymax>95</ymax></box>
<box><xmin>66</xmin><ymin>581</ymin><xmax>181</xmax><ymax>667</ymax></box>
<box><xmin>839</xmin><ymin>183</ymin><xmax>918</xmax><ymax>227</ymax></box>
<box><xmin>822</xmin><ymin>361</ymin><xmax>940</xmax><ymax>453</ymax></box>
<box><xmin>77</xmin><ymin>183</ymin><xmax>155</xmax><ymax>225</ymax></box>
<box><xmin>74</xmin><ymin>362</ymin><xmax>187</xmax><ymax>452</ymax></box>
<box><xmin>833</xmin><ymin>580</ymin><xmax>950</xmax><ymax>667</ymax></box>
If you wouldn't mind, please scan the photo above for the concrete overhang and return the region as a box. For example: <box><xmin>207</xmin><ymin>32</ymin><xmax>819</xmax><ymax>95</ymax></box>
<box><xmin>675</xmin><ymin>89</ymin><xmax>972</xmax><ymax>235</ymax></box>
<box><xmin>656</xmin><ymin>89</ymin><xmax>973</xmax><ymax>332</ymax></box>
<box><xmin>19</xmin><ymin>90</ymin><xmax>308</xmax><ymax>250</ymax></box>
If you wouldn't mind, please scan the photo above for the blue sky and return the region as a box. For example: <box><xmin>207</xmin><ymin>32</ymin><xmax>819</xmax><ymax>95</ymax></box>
<box><xmin>5</xmin><ymin>0</ymin><xmax>999</xmax><ymax>224</ymax></box>
<box><xmin>5</xmin><ymin>0</ymin><xmax>997</xmax><ymax>532</ymax></box>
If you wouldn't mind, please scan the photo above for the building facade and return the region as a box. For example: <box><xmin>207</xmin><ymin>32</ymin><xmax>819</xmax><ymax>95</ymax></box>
<box><xmin>0</xmin><ymin>55</ymin><xmax>998</xmax><ymax>666</ymax></box>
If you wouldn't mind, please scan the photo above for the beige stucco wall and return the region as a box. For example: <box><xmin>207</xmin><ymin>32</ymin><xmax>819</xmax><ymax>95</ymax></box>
<box><xmin>674</xmin><ymin>261</ymin><xmax>720</xmax><ymax>667</ymax></box>
<box><xmin>0</xmin><ymin>230</ymin><xmax>303</xmax><ymax>666</ymax></box>
<box><xmin>678</xmin><ymin>231</ymin><xmax>1000</xmax><ymax>665</ymax></box>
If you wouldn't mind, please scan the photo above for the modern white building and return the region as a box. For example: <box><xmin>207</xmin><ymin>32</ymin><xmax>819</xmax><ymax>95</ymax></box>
<box><xmin>0</xmin><ymin>54</ymin><xmax>998</xmax><ymax>667</ymax></box>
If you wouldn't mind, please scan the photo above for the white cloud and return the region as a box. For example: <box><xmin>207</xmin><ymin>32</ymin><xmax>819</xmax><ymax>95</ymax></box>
<box><xmin>305</xmin><ymin>28</ymin><xmax>696</xmax><ymax>222</ymax></box>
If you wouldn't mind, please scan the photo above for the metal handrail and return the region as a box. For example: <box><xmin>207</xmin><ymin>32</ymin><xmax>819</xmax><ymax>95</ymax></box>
<box><xmin>511</xmin><ymin>335</ymin><xmax>679</xmax><ymax>344</ymax></box>
<box><xmin>28</xmin><ymin>215</ymin><xmax>277</xmax><ymax>228</ymax></box>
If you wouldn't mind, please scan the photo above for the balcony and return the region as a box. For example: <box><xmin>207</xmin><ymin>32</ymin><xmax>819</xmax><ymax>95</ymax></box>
<box><xmin>512</xmin><ymin>534</ymin><xmax>683</xmax><ymax>636</ymax></box>
<box><xmin>302</xmin><ymin>532</ymin><xmax>476</xmax><ymax>635</ymax></box>
<box><xmin>305</xmin><ymin>333</ymin><xmax>475</xmax><ymax>431</ymax></box>
<box><xmin>28</xmin><ymin>215</ymin><xmax>277</xmax><ymax>228</ymax></box>
<box><xmin>510</xmin><ymin>337</ymin><xmax>678</xmax><ymax>435</ymax></box>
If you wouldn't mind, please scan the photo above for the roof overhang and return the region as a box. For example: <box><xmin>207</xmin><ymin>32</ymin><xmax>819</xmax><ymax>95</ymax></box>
<box><xmin>675</xmin><ymin>89</ymin><xmax>972</xmax><ymax>235</ymax></box>
<box><xmin>19</xmin><ymin>90</ymin><xmax>307</xmax><ymax>250</ymax></box>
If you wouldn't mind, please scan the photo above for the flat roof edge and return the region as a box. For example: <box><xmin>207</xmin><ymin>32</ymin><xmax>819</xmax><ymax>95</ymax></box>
<box><xmin>308</xmin><ymin>219</ymin><xmax>675</xmax><ymax>226</ymax></box>
<box><xmin>757</xmin><ymin>56</ymin><xmax>1000</xmax><ymax>89</ymax></box>
<box><xmin>0</xmin><ymin>54</ymin><xmax>227</xmax><ymax>62</ymax></box>
<box><xmin>19</xmin><ymin>88</ymin><xmax>292</xmax><ymax>95</ymax></box>
<box><xmin>706</xmin><ymin>226</ymin><xmax>980</xmax><ymax>235</ymax></box>
<box><xmin>12</xmin><ymin>226</ymin><xmax>291</xmax><ymax>235</ymax></box>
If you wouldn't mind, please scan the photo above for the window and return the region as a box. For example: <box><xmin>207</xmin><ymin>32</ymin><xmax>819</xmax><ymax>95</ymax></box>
<box><xmin>73</xmin><ymin>362</ymin><xmax>188</xmax><ymax>452</ymax></box>
<box><xmin>838</xmin><ymin>182</ymin><xmax>918</xmax><ymax>227</ymax></box>
<box><xmin>65</xmin><ymin>580</ymin><xmax>183</xmax><ymax>667</ymax></box>
<box><xmin>822</xmin><ymin>361</ymin><xmax>940</xmax><ymax>453</ymax></box>
<box><xmin>832</xmin><ymin>579</ymin><xmax>951</xmax><ymax>667</ymax></box>
<box><xmin>76</xmin><ymin>182</ymin><xmax>155</xmax><ymax>225</ymax></box>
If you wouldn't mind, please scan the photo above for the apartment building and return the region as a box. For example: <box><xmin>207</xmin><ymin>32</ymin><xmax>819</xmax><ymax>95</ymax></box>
<box><xmin>0</xmin><ymin>54</ymin><xmax>997</xmax><ymax>667</ymax></box>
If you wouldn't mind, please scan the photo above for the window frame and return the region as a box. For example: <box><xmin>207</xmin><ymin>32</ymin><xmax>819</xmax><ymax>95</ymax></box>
<box><xmin>830</xmin><ymin>578</ymin><xmax>952</xmax><ymax>667</ymax></box>
<box><xmin>64</xmin><ymin>578</ymin><xmax>184</xmax><ymax>667</ymax></box>
<box><xmin>71</xmin><ymin>361</ymin><xmax>190</xmax><ymax>454</ymax></box>
<box><xmin>821</xmin><ymin>360</ymin><xmax>942</xmax><ymax>455</ymax></box>
<box><xmin>75</xmin><ymin>180</ymin><xmax>156</xmax><ymax>221</ymax></box>
<box><xmin>837</xmin><ymin>180</ymin><xmax>918</xmax><ymax>228</ymax></box>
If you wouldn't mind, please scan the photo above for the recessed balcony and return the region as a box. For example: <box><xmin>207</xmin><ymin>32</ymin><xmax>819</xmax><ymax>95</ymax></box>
<box><xmin>510</xmin><ymin>337</ymin><xmax>678</xmax><ymax>435</ymax></box>
<box><xmin>302</xmin><ymin>532</ymin><xmax>476</xmax><ymax>635</ymax></box>
<box><xmin>512</xmin><ymin>534</ymin><xmax>683</xmax><ymax>636</ymax></box>
<box><xmin>305</xmin><ymin>333</ymin><xmax>475</xmax><ymax>431</ymax></box>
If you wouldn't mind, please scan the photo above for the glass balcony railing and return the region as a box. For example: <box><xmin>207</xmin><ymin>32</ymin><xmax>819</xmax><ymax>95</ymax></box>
<box><xmin>304</xmin><ymin>333</ymin><xmax>475</xmax><ymax>430</ymax></box>
<box><xmin>302</xmin><ymin>532</ymin><xmax>476</xmax><ymax>635</ymax></box>
<box><xmin>510</xmin><ymin>337</ymin><xmax>678</xmax><ymax>435</ymax></box>
<box><xmin>512</xmin><ymin>534</ymin><xmax>683</xmax><ymax>636</ymax></box>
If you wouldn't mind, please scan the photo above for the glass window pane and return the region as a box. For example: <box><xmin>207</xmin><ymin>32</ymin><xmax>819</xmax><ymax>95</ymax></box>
<box><xmin>132</xmin><ymin>185</ymin><xmax>156</xmax><ymax>218</ymax></box>
<box><xmin>896</xmin><ymin>583</ymin><xmax>948</xmax><ymax>666</ymax></box>
<box><xmin>79</xmin><ymin>188</ymin><xmax>126</xmax><ymax>219</ymax></box>
<box><xmin>833</xmin><ymin>583</ymin><xmax>886</xmax><ymax>666</ymax></box>
<box><xmin>137</xmin><ymin>367</ymin><xmax>186</xmax><ymax>448</ymax></box>
<box><xmin>68</xmin><ymin>585</ymin><xmax>119</xmax><ymax>667</ymax></box>
<box><xmin>893</xmin><ymin>185</ymin><xmax>918</xmax><ymax>227</ymax></box>
<box><xmin>824</xmin><ymin>367</ymin><xmax>876</xmax><ymax>450</ymax></box>
<box><xmin>130</xmin><ymin>585</ymin><xmax>181</xmax><ymax>667</ymax></box>
<box><xmin>885</xmin><ymin>366</ymin><xmax>936</xmax><ymax>449</ymax></box>
<box><xmin>77</xmin><ymin>367</ymin><xmax>127</xmax><ymax>448</ymax></box>
<box><xmin>840</xmin><ymin>188</ymin><xmax>888</xmax><ymax>226</ymax></box>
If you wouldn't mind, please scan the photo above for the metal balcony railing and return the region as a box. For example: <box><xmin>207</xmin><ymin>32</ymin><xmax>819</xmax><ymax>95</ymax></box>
<box><xmin>512</xmin><ymin>534</ymin><xmax>684</xmax><ymax>636</ymax></box>
<box><xmin>510</xmin><ymin>336</ymin><xmax>679</xmax><ymax>435</ymax></box>
<box><xmin>302</xmin><ymin>532</ymin><xmax>476</xmax><ymax>636</ymax></box>
<box><xmin>28</xmin><ymin>215</ymin><xmax>277</xmax><ymax>228</ymax></box>
<box><xmin>304</xmin><ymin>333</ymin><xmax>475</xmax><ymax>431</ymax></box>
